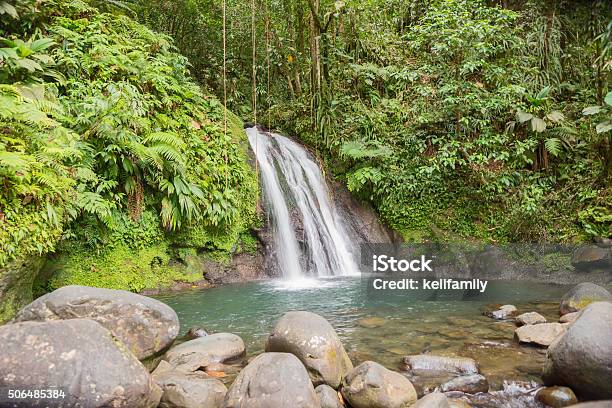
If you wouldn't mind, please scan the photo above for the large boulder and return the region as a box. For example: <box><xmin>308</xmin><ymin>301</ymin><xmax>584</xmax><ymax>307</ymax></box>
<box><xmin>559</xmin><ymin>283</ymin><xmax>612</xmax><ymax>316</ymax></box>
<box><xmin>152</xmin><ymin>361</ymin><xmax>227</xmax><ymax>408</ymax></box>
<box><xmin>514</xmin><ymin>323</ymin><xmax>566</xmax><ymax>347</ymax></box>
<box><xmin>316</xmin><ymin>384</ymin><xmax>345</xmax><ymax>408</ymax></box>
<box><xmin>164</xmin><ymin>333</ymin><xmax>245</xmax><ymax>372</ymax></box>
<box><xmin>0</xmin><ymin>319</ymin><xmax>161</xmax><ymax>407</ymax></box>
<box><xmin>341</xmin><ymin>361</ymin><xmax>417</xmax><ymax>408</ymax></box>
<box><xmin>543</xmin><ymin>302</ymin><xmax>612</xmax><ymax>399</ymax></box>
<box><xmin>223</xmin><ymin>352</ymin><xmax>319</xmax><ymax>408</ymax></box>
<box><xmin>265</xmin><ymin>311</ymin><xmax>353</xmax><ymax>388</ymax></box>
<box><xmin>12</xmin><ymin>285</ymin><xmax>179</xmax><ymax>360</ymax></box>
<box><xmin>412</xmin><ymin>392</ymin><xmax>450</xmax><ymax>408</ymax></box>
<box><xmin>571</xmin><ymin>246</ymin><xmax>611</xmax><ymax>271</ymax></box>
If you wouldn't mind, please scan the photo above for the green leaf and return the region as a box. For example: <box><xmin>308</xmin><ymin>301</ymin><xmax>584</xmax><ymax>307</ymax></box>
<box><xmin>582</xmin><ymin>106</ymin><xmax>601</xmax><ymax>116</ymax></box>
<box><xmin>545</xmin><ymin>138</ymin><xmax>561</xmax><ymax>156</ymax></box>
<box><xmin>0</xmin><ymin>2</ymin><xmax>18</xmax><ymax>18</ymax></box>
<box><xmin>605</xmin><ymin>92</ymin><xmax>612</xmax><ymax>107</ymax></box>
<box><xmin>531</xmin><ymin>116</ymin><xmax>547</xmax><ymax>133</ymax></box>
<box><xmin>546</xmin><ymin>111</ymin><xmax>564</xmax><ymax>123</ymax></box>
<box><xmin>596</xmin><ymin>121</ymin><xmax>612</xmax><ymax>134</ymax></box>
<box><xmin>536</xmin><ymin>86</ymin><xmax>551</xmax><ymax>100</ymax></box>
<box><xmin>516</xmin><ymin>110</ymin><xmax>533</xmax><ymax>123</ymax></box>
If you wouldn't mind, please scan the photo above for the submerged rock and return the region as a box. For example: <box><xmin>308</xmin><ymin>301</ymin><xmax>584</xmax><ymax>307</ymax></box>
<box><xmin>153</xmin><ymin>365</ymin><xmax>227</xmax><ymax>408</ymax></box>
<box><xmin>223</xmin><ymin>352</ymin><xmax>318</xmax><ymax>408</ymax></box>
<box><xmin>12</xmin><ymin>285</ymin><xmax>179</xmax><ymax>360</ymax></box>
<box><xmin>440</xmin><ymin>374</ymin><xmax>489</xmax><ymax>394</ymax></box>
<box><xmin>400</xmin><ymin>355</ymin><xmax>479</xmax><ymax>375</ymax></box>
<box><xmin>341</xmin><ymin>361</ymin><xmax>417</xmax><ymax>408</ymax></box>
<box><xmin>543</xmin><ymin>302</ymin><xmax>612</xmax><ymax>400</ymax></box>
<box><xmin>316</xmin><ymin>384</ymin><xmax>345</xmax><ymax>408</ymax></box>
<box><xmin>559</xmin><ymin>282</ymin><xmax>612</xmax><ymax>316</ymax></box>
<box><xmin>0</xmin><ymin>319</ymin><xmax>161</xmax><ymax>408</ymax></box>
<box><xmin>412</xmin><ymin>392</ymin><xmax>450</xmax><ymax>408</ymax></box>
<box><xmin>515</xmin><ymin>312</ymin><xmax>547</xmax><ymax>326</ymax></box>
<box><xmin>536</xmin><ymin>386</ymin><xmax>578</xmax><ymax>407</ymax></box>
<box><xmin>164</xmin><ymin>333</ymin><xmax>245</xmax><ymax>372</ymax></box>
<box><xmin>514</xmin><ymin>322</ymin><xmax>566</xmax><ymax>347</ymax></box>
<box><xmin>265</xmin><ymin>310</ymin><xmax>353</xmax><ymax>388</ymax></box>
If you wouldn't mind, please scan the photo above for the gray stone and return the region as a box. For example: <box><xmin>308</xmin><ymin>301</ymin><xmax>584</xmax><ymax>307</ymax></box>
<box><xmin>265</xmin><ymin>311</ymin><xmax>353</xmax><ymax>388</ymax></box>
<box><xmin>164</xmin><ymin>333</ymin><xmax>245</xmax><ymax>372</ymax></box>
<box><xmin>0</xmin><ymin>319</ymin><xmax>161</xmax><ymax>407</ymax></box>
<box><xmin>439</xmin><ymin>374</ymin><xmax>489</xmax><ymax>394</ymax></box>
<box><xmin>514</xmin><ymin>322</ymin><xmax>566</xmax><ymax>347</ymax></box>
<box><xmin>412</xmin><ymin>392</ymin><xmax>450</xmax><ymax>408</ymax></box>
<box><xmin>186</xmin><ymin>326</ymin><xmax>209</xmax><ymax>339</ymax></box>
<box><xmin>12</xmin><ymin>285</ymin><xmax>179</xmax><ymax>360</ymax></box>
<box><xmin>559</xmin><ymin>283</ymin><xmax>612</xmax><ymax>315</ymax></box>
<box><xmin>484</xmin><ymin>305</ymin><xmax>517</xmax><ymax>320</ymax></box>
<box><xmin>316</xmin><ymin>384</ymin><xmax>344</xmax><ymax>408</ymax></box>
<box><xmin>516</xmin><ymin>312</ymin><xmax>547</xmax><ymax>326</ymax></box>
<box><xmin>223</xmin><ymin>352</ymin><xmax>318</xmax><ymax>408</ymax></box>
<box><xmin>543</xmin><ymin>302</ymin><xmax>612</xmax><ymax>399</ymax></box>
<box><xmin>571</xmin><ymin>246</ymin><xmax>611</xmax><ymax>270</ymax></box>
<box><xmin>400</xmin><ymin>355</ymin><xmax>479</xmax><ymax>375</ymax></box>
<box><xmin>536</xmin><ymin>386</ymin><xmax>578</xmax><ymax>407</ymax></box>
<box><xmin>341</xmin><ymin>361</ymin><xmax>417</xmax><ymax>408</ymax></box>
<box><xmin>153</xmin><ymin>367</ymin><xmax>227</xmax><ymax>408</ymax></box>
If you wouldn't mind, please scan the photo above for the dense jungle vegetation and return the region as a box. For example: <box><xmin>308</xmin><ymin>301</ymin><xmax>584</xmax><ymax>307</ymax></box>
<box><xmin>0</xmin><ymin>0</ymin><xmax>611</xmax><ymax>319</ymax></box>
<box><xmin>138</xmin><ymin>0</ymin><xmax>612</xmax><ymax>242</ymax></box>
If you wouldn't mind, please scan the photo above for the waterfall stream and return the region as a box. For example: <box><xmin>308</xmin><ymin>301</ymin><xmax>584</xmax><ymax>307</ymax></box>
<box><xmin>246</xmin><ymin>126</ymin><xmax>360</xmax><ymax>279</ymax></box>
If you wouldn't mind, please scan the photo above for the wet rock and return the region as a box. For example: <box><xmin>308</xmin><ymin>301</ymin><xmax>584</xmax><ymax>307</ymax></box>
<box><xmin>341</xmin><ymin>361</ymin><xmax>417</xmax><ymax>408</ymax></box>
<box><xmin>0</xmin><ymin>319</ymin><xmax>161</xmax><ymax>408</ymax></box>
<box><xmin>543</xmin><ymin>302</ymin><xmax>612</xmax><ymax>399</ymax></box>
<box><xmin>571</xmin><ymin>246</ymin><xmax>611</xmax><ymax>271</ymax></box>
<box><xmin>265</xmin><ymin>311</ymin><xmax>353</xmax><ymax>388</ymax></box>
<box><xmin>316</xmin><ymin>384</ymin><xmax>345</xmax><ymax>408</ymax></box>
<box><xmin>12</xmin><ymin>285</ymin><xmax>179</xmax><ymax>360</ymax></box>
<box><xmin>186</xmin><ymin>326</ymin><xmax>209</xmax><ymax>339</ymax></box>
<box><xmin>559</xmin><ymin>312</ymin><xmax>579</xmax><ymax>324</ymax></box>
<box><xmin>164</xmin><ymin>333</ymin><xmax>245</xmax><ymax>372</ymax></box>
<box><xmin>412</xmin><ymin>392</ymin><xmax>450</xmax><ymax>408</ymax></box>
<box><xmin>447</xmin><ymin>399</ymin><xmax>473</xmax><ymax>408</ymax></box>
<box><xmin>153</xmin><ymin>367</ymin><xmax>227</xmax><ymax>408</ymax></box>
<box><xmin>400</xmin><ymin>355</ymin><xmax>479</xmax><ymax>375</ymax></box>
<box><xmin>514</xmin><ymin>323</ymin><xmax>566</xmax><ymax>347</ymax></box>
<box><xmin>440</xmin><ymin>374</ymin><xmax>489</xmax><ymax>394</ymax></box>
<box><xmin>536</xmin><ymin>386</ymin><xmax>578</xmax><ymax>407</ymax></box>
<box><xmin>516</xmin><ymin>312</ymin><xmax>547</xmax><ymax>326</ymax></box>
<box><xmin>559</xmin><ymin>283</ymin><xmax>612</xmax><ymax>315</ymax></box>
<box><xmin>484</xmin><ymin>305</ymin><xmax>518</xmax><ymax>320</ymax></box>
<box><xmin>223</xmin><ymin>352</ymin><xmax>318</xmax><ymax>408</ymax></box>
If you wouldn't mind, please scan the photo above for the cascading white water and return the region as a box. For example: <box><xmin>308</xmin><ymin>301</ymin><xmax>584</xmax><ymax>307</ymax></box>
<box><xmin>246</xmin><ymin>126</ymin><xmax>360</xmax><ymax>279</ymax></box>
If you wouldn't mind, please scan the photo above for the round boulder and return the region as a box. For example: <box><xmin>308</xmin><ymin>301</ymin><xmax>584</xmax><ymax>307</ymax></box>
<box><xmin>559</xmin><ymin>283</ymin><xmax>612</xmax><ymax>316</ymax></box>
<box><xmin>316</xmin><ymin>384</ymin><xmax>345</xmax><ymax>408</ymax></box>
<box><xmin>153</xmin><ymin>364</ymin><xmax>227</xmax><ymax>408</ymax></box>
<box><xmin>265</xmin><ymin>311</ymin><xmax>353</xmax><ymax>388</ymax></box>
<box><xmin>12</xmin><ymin>285</ymin><xmax>179</xmax><ymax>360</ymax></box>
<box><xmin>543</xmin><ymin>302</ymin><xmax>612</xmax><ymax>399</ymax></box>
<box><xmin>571</xmin><ymin>246</ymin><xmax>611</xmax><ymax>270</ymax></box>
<box><xmin>413</xmin><ymin>392</ymin><xmax>450</xmax><ymax>408</ymax></box>
<box><xmin>341</xmin><ymin>361</ymin><xmax>417</xmax><ymax>408</ymax></box>
<box><xmin>0</xmin><ymin>319</ymin><xmax>161</xmax><ymax>407</ymax></box>
<box><xmin>164</xmin><ymin>333</ymin><xmax>245</xmax><ymax>372</ymax></box>
<box><xmin>536</xmin><ymin>386</ymin><xmax>578</xmax><ymax>407</ymax></box>
<box><xmin>223</xmin><ymin>352</ymin><xmax>319</xmax><ymax>408</ymax></box>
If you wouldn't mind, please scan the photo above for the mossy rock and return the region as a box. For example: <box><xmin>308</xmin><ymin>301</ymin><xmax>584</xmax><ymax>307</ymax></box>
<box><xmin>0</xmin><ymin>256</ymin><xmax>44</xmax><ymax>323</ymax></box>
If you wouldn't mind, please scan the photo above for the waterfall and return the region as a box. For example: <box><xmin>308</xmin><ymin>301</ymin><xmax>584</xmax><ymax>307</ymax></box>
<box><xmin>246</xmin><ymin>126</ymin><xmax>360</xmax><ymax>279</ymax></box>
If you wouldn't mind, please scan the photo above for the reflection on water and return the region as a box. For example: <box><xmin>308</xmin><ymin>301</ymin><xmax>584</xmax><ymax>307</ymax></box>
<box><xmin>153</xmin><ymin>278</ymin><xmax>569</xmax><ymax>389</ymax></box>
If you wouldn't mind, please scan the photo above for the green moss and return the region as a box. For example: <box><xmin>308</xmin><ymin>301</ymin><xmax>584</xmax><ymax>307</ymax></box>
<box><xmin>0</xmin><ymin>256</ymin><xmax>45</xmax><ymax>323</ymax></box>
